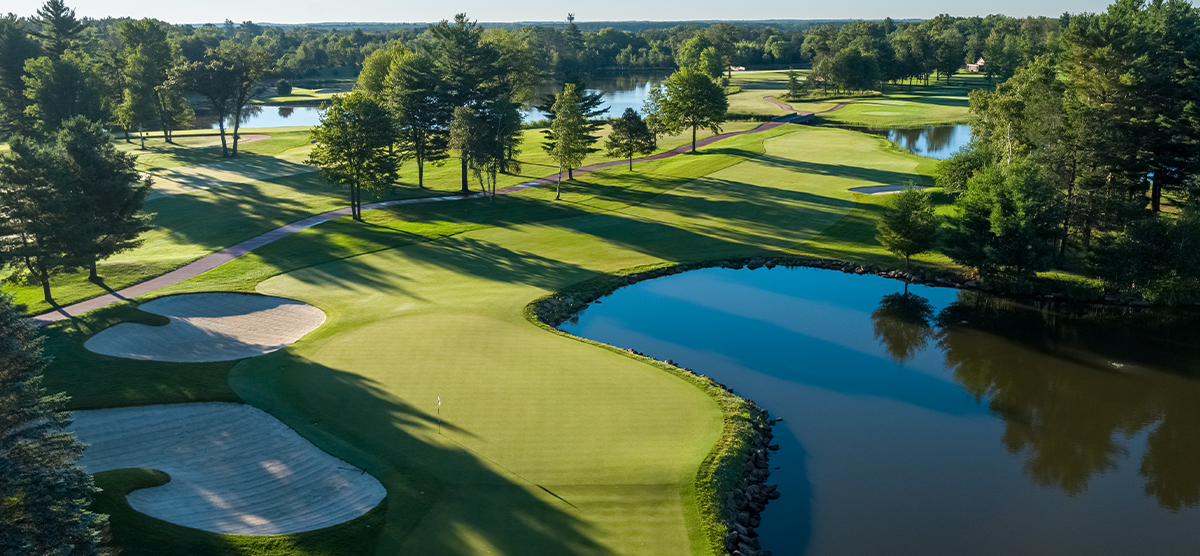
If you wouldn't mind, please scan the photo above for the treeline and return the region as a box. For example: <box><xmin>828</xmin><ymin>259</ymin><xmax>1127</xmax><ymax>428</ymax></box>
<box><xmin>878</xmin><ymin>0</ymin><xmax>1200</xmax><ymax>303</ymax></box>
<box><xmin>793</xmin><ymin>14</ymin><xmax>1059</xmax><ymax>95</ymax></box>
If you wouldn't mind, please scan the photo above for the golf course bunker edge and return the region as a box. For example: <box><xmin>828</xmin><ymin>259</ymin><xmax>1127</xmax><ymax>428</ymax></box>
<box><xmin>71</xmin><ymin>402</ymin><xmax>387</xmax><ymax>535</ymax></box>
<box><xmin>84</xmin><ymin>293</ymin><xmax>326</xmax><ymax>362</ymax></box>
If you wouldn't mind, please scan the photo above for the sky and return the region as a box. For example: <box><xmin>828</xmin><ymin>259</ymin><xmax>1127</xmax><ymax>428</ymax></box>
<box><xmin>6</xmin><ymin>0</ymin><xmax>1125</xmax><ymax>25</ymax></box>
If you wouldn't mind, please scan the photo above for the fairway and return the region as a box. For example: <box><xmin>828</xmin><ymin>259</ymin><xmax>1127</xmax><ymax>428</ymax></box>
<box><xmin>38</xmin><ymin>122</ymin><xmax>936</xmax><ymax>555</ymax></box>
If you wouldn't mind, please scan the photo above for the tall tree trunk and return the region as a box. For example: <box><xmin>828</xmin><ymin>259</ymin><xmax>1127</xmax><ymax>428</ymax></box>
<box><xmin>40</xmin><ymin>269</ymin><xmax>52</xmax><ymax>304</ymax></box>
<box><xmin>692</xmin><ymin>126</ymin><xmax>697</xmax><ymax>152</ymax></box>
<box><xmin>629</xmin><ymin>155</ymin><xmax>633</xmax><ymax>171</ymax></box>
<box><xmin>1151</xmin><ymin>180</ymin><xmax>1162</xmax><ymax>212</ymax></box>
<box><xmin>568</xmin><ymin>167</ymin><xmax>574</xmax><ymax>180</ymax></box>
<box><xmin>232</xmin><ymin>114</ymin><xmax>241</xmax><ymax>158</ymax></box>
<box><xmin>461</xmin><ymin>158</ymin><xmax>469</xmax><ymax>194</ymax></box>
<box><xmin>217</xmin><ymin>116</ymin><xmax>228</xmax><ymax>158</ymax></box>
<box><xmin>556</xmin><ymin>162</ymin><xmax>562</xmax><ymax>200</ymax></box>
<box><xmin>417</xmin><ymin>157</ymin><xmax>424</xmax><ymax>188</ymax></box>
<box><xmin>139</xmin><ymin>124</ymin><xmax>145</xmax><ymax>150</ymax></box>
<box><xmin>88</xmin><ymin>260</ymin><xmax>99</xmax><ymax>283</ymax></box>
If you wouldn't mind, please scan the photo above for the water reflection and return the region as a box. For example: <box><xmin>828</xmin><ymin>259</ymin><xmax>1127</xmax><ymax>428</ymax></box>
<box><xmin>191</xmin><ymin>105</ymin><xmax>323</xmax><ymax>130</ymax></box>
<box><xmin>561</xmin><ymin>267</ymin><xmax>1200</xmax><ymax>555</ymax></box>
<box><xmin>524</xmin><ymin>72</ymin><xmax>666</xmax><ymax>122</ymax></box>
<box><xmin>871</xmin><ymin>292</ymin><xmax>935</xmax><ymax>364</ymax></box>
<box><xmin>935</xmin><ymin>294</ymin><xmax>1200</xmax><ymax>510</ymax></box>
<box><xmin>845</xmin><ymin>125</ymin><xmax>971</xmax><ymax>160</ymax></box>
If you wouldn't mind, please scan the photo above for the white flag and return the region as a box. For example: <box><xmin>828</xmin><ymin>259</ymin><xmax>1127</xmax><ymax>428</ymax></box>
<box><xmin>437</xmin><ymin>396</ymin><xmax>441</xmax><ymax>407</ymax></box>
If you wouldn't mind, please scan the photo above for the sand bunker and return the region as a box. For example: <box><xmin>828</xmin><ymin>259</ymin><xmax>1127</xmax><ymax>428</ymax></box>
<box><xmin>71</xmin><ymin>403</ymin><xmax>386</xmax><ymax>535</ymax></box>
<box><xmin>84</xmin><ymin>293</ymin><xmax>326</xmax><ymax>362</ymax></box>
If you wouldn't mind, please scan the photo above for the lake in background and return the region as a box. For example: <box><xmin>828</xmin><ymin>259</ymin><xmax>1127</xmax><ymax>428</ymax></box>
<box><xmin>194</xmin><ymin>105</ymin><xmax>324</xmax><ymax>130</ymax></box>
<box><xmin>561</xmin><ymin>266</ymin><xmax>1200</xmax><ymax>556</ymax></box>
<box><xmin>845</xmin><ymin>125</ymin><xmax>972</xmax><ymax>159</ymax></box>
<box><xmin>523</xmin><ymin>72</ymin><xmax>666</xmax><ymax>122</ymax></box>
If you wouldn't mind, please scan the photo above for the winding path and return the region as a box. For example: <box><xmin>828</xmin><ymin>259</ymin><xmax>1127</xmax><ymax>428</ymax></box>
<box><xmin>762</xmin><ymin>95</ymin><xmax>851</xmax><ymax>118</ymax></box>
<box><xmin>33</xmin><ymin>116</ymin><xmax>801</xmax><ymax>325</ymax></box>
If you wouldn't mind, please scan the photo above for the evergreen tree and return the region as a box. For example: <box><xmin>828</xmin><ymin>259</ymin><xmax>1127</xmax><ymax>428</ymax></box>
<box><xmin>117</xmin><ymin>19</ymin><xmax>192</xmax><ymax>144</ymax></box>
<box><xmin>0</xmin><ymin>16</ymin><xmax>41</xmax><ymax>137</ymax></box>
<box><xmin>22</xmin><ymin>50</ymin><xmax>108</xmax><ymax>136</ymax></box>
<box><xmin>0</xmin><ymin>137</ymin><xmax>80</xmax><ymax>303</ymax></box>
<box><xmin>431</xmin><ymin>14</ymin><xmax>504</xmax><ymax>194</ymax></box>
<box><xmin>385</xmin><ymin>50</ymin><xmax>450</xmax><ymax>188</ymax></box>
<box><xmin>29</xmin><ymin>0</ymin><xmax>86</xmax><ymax>58</ymax></box>
<box><xmin>876</xmin><ymin>184</ymin><xmax>939</xmax><ymax>268</ymax></box>
<box><xmin>307</xmin><ymin>92</ymin><xmax>397</xmax><ymax>221</ymax></box>
<box><xmin>0</xmin><ymin>293</ymin><xmax>108</xmax><ymax>556</ymax></box>
<box><xmin>946</xmin><ymin>162</ymin><xmax>1064</xmax><ymax>279</ymax></box>
<box><xmin>605</xmin><ymin>108</ymin><xmax>656</xmax><ymax>170</ymax></box>
<box><xmin>56</xmin><ymin>117</ymin><xmax>152</xmax><ymax>283</ymax></box>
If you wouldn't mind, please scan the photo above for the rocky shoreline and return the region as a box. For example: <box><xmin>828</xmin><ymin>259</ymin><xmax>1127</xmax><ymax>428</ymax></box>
<box><xmin>531</xmin><ymin>253</ymin><xmax>1165</xmax><ymax>556</ymax></box>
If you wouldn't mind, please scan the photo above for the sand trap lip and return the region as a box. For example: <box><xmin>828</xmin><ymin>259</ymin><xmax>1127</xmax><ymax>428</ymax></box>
<box><xmin>849</xmin><ymin>185</ymin><xmax>932</xmax><ymax>195</ymax></box>
<box><xmin>71</xmin><ymin>403</ymin><xmax>386</xmax><ymax>535</ymax></box>
<box><xmin>84</xmin><ymin>293</ymin><xmax>325</xmax><ymax>362</ymax></box>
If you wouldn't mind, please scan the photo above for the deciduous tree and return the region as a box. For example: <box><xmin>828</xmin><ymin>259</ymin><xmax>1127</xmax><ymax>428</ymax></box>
<box><xmin>605</xmin><ymin>108</ymin><xmax>656</xmax><ymax>170</ymax></box>
<box><xmin>648</xmin><ymin>67</ymin><xmax>728</xmax><ymax>152</ymax></box>
<box><xmin>307</xmin><ymin>92</ymin><xmax>397</xmax><ymax>221</ymax></box>
<box><xmin>546</xmin><ymin>84</ymin><xmax>587</xmax><ymax>200</ymax></box>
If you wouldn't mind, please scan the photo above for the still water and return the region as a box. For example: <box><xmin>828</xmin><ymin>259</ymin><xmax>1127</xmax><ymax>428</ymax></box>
<box><xmin>560</xmin><ymin>266</ymin><xmax>1200</xmax><ymax>555</ymax></box>
<box><xmin>194</xmin><ymin>105</ymin><xmax>323</xmax><ymax>130</ymax></box>
<box><xmin>523</xmin><ymin>72</ymin><xmax>666</xmax><ymax>122</ymax></box>
<box><xmin>846</xmin><ymin>125</ymin><xmax>971</xmax><ymax>159</ymax></box>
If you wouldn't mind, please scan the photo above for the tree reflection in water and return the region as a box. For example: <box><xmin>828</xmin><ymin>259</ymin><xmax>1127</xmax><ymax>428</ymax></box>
<box><xmin>918</xmin><ymin>291</ymin><xmax>1200</xmax><ymax>510</ymax></box>
<box><xmin>871</xmin><ymin>291</ymin><xmax>935</xmax><ymax>364</ymax></box>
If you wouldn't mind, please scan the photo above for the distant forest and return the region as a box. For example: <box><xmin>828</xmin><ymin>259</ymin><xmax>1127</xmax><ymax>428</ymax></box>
<box><xmin>3</xmin><ymin>13</ymin><xmax>1058</xmax><ymax>79</ymax></box>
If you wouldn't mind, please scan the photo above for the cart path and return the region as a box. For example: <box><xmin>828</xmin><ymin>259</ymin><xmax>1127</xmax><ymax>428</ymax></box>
<box><xmin>32</xmin><ymin>117</ymin><xmax>799</xmax><ymax>325</ymax></box>
<box><xmin>762</xmin><ymin>95</ymin><xmax>851</xmax><ymax>117</ymax></box>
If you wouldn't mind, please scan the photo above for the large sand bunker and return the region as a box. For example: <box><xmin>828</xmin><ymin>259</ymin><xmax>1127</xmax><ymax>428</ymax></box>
<box><xmin>84</xmin><ymin>293</ymin><xmax>326</xmax><ymax>362</ymax></box>
<box><xmin>71</xmin><ymin>403</ymin><xmax>386</xmax><ymax>535</ymax></box>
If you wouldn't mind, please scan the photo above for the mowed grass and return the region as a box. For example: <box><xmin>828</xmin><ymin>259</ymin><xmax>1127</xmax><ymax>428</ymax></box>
<box><xmin>2</xmin><ymin>123</ymin><xmax>762</xmax><ymax>316</ymax></box>
<box><xmin>728</xmin><ymin>69</ymin><xmax>989</xmax><ymax>128</ymax></box>
<box><xmin>43</xmin><ymin>124</ymin><xmax>942</xmax><ymax>555</ymax></box>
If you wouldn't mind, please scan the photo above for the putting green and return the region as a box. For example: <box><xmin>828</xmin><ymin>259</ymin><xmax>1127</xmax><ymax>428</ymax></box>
<box><xmin>214</xmin><ymin>125</ymin><xmax>927</xmax><ymax>554</ymax></box>
<box><xmin>860</xmin><ymin>111</ymin><xmax>902</xmax><ymax>116</ymax></box>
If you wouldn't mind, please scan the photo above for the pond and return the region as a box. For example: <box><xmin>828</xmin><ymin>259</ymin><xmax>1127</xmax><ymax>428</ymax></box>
<box><xmin>845</xmin><ymin>125</ymin><xmax>971</xmax><ymax>160</ymax></box>
<box><xmin>560</xmin><ymin>266</ymin><xmax>1200</xmax><ymax>556</ymax></box>
<box><xmin>193</xmin><ymin>105</ymin><xmax>323</xmax><ymax>130</ymax></box>
<box><xmin>523</xmin><ymin>72</ymin><xmax>667</xmax><ymax>122</ymax></box>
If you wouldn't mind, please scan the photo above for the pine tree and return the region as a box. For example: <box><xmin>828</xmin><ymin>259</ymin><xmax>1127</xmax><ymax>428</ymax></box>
<box><xmin>0</xmin><ymin>137</ymin><xmax>79</xmax><ymax>303</ymax></box>
<box><xmin>386</xmin><ymin>50</ymin><xmax>450</xmax><ymax>188</ymax></box>
<box><xmin>0</xmin><ymin>293</ymin><xmax>108</xmax><ymax>556</ymax></box>
<box><xmin>30</xmin><ymin>0</ymin><xmax>86</xmax><ymax>58</ymax></box>
<box><xmin>0</xmin><ymin>16</ymin><xmax>41</xmax><ymax>136</ymax></box>
<box><xmin>539</xmin><ymin>78</ymin><xmax>607</xmax><ymax>179</ymax></box>
<box><xmin>876</xmin><ymin>184</ymin><xmax>939</xmax><ymax>269</ymax></box>
<box><xmin>56</xmin><ymin>117</ymin><xmax>152</xmax><ymax>283</ymax></box>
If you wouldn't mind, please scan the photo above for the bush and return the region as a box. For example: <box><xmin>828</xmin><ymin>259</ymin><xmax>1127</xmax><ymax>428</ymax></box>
<box><xmin>275</xmin><ymin>78</ymin><xmax>292</xmax><ymax>96</ymax></box>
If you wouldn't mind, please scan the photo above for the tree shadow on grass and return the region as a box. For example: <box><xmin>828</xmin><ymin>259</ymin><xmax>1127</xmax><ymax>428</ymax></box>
<box><xmin>232</xmin><ymin>354</ymin><xmax>615</xmax><ymax>556</ymax></box>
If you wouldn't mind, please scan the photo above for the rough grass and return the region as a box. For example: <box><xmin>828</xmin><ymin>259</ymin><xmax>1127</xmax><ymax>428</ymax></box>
<box><xmin>42</xmin><ymin>124</ymin><xmax>949</xmax><ymax>555</ymax></box>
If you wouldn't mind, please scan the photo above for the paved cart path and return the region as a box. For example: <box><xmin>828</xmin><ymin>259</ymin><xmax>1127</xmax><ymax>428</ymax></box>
<box><xmin>33</xmin><ymin>116</ymin><xmax>803</xmax><ymax>325</ymax></box>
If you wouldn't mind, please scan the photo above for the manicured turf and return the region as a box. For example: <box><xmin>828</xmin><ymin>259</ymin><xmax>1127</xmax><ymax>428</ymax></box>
<box><xmin>3</xmin><ymin>124</ymin><xmax>759</xmax><ymax>316</ymax></box>
<box><xmin>727</xmin><ymin>69</ymin><xmax>990</xmax><ymax>128</ymax></box>
<box><xmin>41</xmin><ymin>124</ymin><xmax>945</xmax><ymax>555</ymax></box>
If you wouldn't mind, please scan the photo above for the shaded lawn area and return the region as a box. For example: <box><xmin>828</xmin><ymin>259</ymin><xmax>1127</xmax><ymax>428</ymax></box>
<box><xmin>44</xmin><ymin>124</ymin><xmax>947</xmax><ymax>556</ymax></box>
<box><xmin>2</xmin><ymin>124</ymin><xmax>761</xmax><ymax>316</ymax></box>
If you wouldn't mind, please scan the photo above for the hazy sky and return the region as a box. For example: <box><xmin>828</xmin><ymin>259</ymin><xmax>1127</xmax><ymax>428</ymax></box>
<box><xmin>6</xmin><ymin>0</ymin><xmax>1121</xmax><ymax>25</ymax></box>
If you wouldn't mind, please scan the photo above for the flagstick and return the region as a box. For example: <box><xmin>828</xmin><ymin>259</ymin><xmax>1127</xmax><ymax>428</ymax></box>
<box><xmin>437</xmin><ymin>396</ymin><xmax>442</xmax><ymax>435</ymax></box>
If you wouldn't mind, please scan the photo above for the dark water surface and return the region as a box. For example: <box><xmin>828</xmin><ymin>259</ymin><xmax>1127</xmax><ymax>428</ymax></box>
<box><xmin>560</xmin><ymin>267</ymin><xmax>1200</xmax><ymax>556</ymax></box>
<box><xmin>845</xmin><ymin>125</ymin><xmax>971</xmax><ymax>159</ymax></box>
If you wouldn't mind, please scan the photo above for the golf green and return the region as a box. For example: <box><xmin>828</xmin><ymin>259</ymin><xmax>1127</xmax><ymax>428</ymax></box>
<box><xmin>45</xmin><ymin>124</ymin><xmax>938</xmax><ymax>555</ymax></box>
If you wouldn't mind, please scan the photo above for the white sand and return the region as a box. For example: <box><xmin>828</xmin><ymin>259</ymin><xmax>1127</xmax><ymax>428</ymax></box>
<box><xmin>84</xmin><ymin>293</ymin><xmax>326</xmax><ymax>363</ymax></box>
<box><xmin>71</xmin><ymin>403</ymin><xmax>386</xmax><ymax>535</ymax></box>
